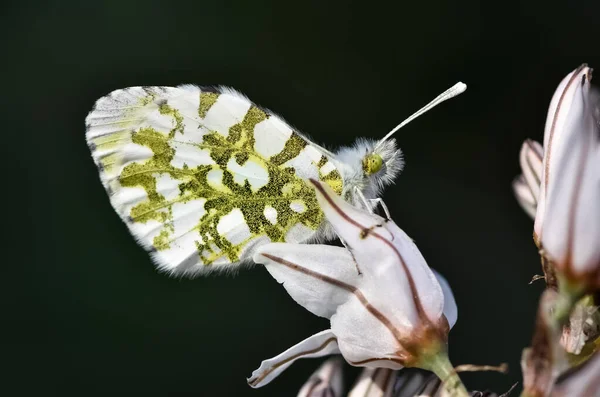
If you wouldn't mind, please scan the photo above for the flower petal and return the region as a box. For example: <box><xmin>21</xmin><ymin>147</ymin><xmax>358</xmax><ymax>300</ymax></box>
<box><xmin>541</xmin><ymin>65</ymin><xmax>589</xmax><ymax>158</ymax></box>
<box><xmin>254</xmin><ymin>242</ymin><xmax>410</xmax><ymax>368</ymax></box>
<box><xmin>551</xmin><ymin>350</ymin><xmax>600</xmax><ymax>396</ymax></box>
<box><xmin>520</xmin><ymin>139</ymin><xmax>544</xmax><ymax>201</ymax></box>
<box><xmin>330</xmin><ymin>290</ymin><xmax>410</xmax><ymax>369</ymax></box>
<box><xmin>348</xmin><ymin>368</ymin><xmax>398</xmax><ymax>397</ymax></box>
<box><xmin>432</xmin><ymin>270</ymin><xmax>458</xmax><ymax>330</ymax></box>
<box><xmin>253</xmin><ymin>243</ymin><xmax>360</xmax><ymax>319</ymax></box>
<box><xmin>513</xmin><ymin>139</ymin><xmax>544</xmax><ymax>219</ymax></box>
<box><xmin>535</xmin><ymin>65</ymin><xmax>600</xmax><ymax>273</ymax></box>
<box><xmin>310</xmin><ymin>179</ymin><xmax>445</xmax><ymax>328</ymax></box>
<box><xmin>513</xmin><ymin>175</ymin><xmax>538</xmax><ymax>219</ymax></box>
<box><xmin>297</xmin><ymin>357</ymin><xmax>344</xmax><ymax>397</ymax></box>
<box><xmin>248</xmin><ymin>330</ymin><xmax>340</xmax><ymax>388</ymax></box>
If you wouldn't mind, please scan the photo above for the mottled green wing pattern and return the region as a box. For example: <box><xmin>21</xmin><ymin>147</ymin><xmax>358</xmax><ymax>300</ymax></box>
<box><xmin>86</xmin><ymin>86</ymin><xmax>343</xmax><ymax>276</ymax></box>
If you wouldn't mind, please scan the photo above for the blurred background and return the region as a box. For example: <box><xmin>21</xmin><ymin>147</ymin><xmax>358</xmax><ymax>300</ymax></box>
<box><xmin>5</xmin><ymin>0</ymin><xmax>600</xmax><ymax>395</ymax></box>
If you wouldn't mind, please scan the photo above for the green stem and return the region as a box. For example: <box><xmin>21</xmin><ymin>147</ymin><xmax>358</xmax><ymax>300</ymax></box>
<box><xmin>553</xmin><ymin>276</ymin><xmax>585</xmax><ymax>329</ymax></box>
<box><xmin>553</xmin><ymin>292</ymin><xmax>577</xmax><ymax>327</ymax></box>
<box><xmin>426</xmin><ymin>352</ymin><xmax>469</xmax><ymax>397</ymax></box>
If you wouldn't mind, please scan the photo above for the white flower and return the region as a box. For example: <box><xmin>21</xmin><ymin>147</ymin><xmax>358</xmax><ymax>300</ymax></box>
<box><xmin>297</xmin><ymin>357</ymin><xmax>344</xmax><ymax>397</ymax></box>
<box><xmin>513</xmin><ymin>139</ymin><xmax>544</xmax><ymax>219</ymax></box>
<box><xmin>248</xmin><ymin>179</ymin><xmax>458</xmax><ymax>388</ymax></box>
<box><xmin>551</xmin><ymin>350</ymin><xmax>600</xmax><ymax>396</ymax></box>
<box><xmin>533</xmin><ymin>64</ymin><xmax>600</xmax><ymax>291</ymax></box>
<box><xmin>347</xmin><ymin>367</ymin><xmax>398</xmax><ymax>397</ymax></box>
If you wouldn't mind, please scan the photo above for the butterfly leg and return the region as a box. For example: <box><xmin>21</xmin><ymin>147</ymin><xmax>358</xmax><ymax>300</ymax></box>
<box><xmin>368</xmin><ymin>198</ymin><xmax>391</xmax><ymax>221</ymax></box>
<box><xmin>352</xmin><ymin>187</ymin><xmax>391</xmax><ymax>221</ymax></box>
<box><xmin>338</xmin><ymin>235</ymin><xmax>362</xmax><ymax>276</ymax></box>
<box><xmin>353</xmin><ymin>186</ymin><xmax>375</xmax><ymax>214</ymax></box>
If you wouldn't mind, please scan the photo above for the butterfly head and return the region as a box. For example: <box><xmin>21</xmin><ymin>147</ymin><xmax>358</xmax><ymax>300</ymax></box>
<box><xmin>366</xmin><ymin>138</ymin><xmax>404</xmax><ymax>188</ymax></box>
<box><xmin>335</xmin><ymin>137</ymin><xmax>404</xmax><ymax>201</ymax></box>
<box><xmin>362</xmin><ymin>153</ymin><xmax>383</xmax><ymax>175</ymax></box>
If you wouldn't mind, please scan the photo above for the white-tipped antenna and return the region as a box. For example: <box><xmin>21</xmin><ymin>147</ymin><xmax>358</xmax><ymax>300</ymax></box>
<box><xmin>375</xmin><ymin>82</ymin><xmax>467</xmax><ymax>150</ymax></box>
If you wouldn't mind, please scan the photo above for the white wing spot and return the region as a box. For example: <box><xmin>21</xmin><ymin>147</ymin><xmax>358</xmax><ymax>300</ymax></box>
<box><xmin>226</xmin><ymin>157</ymin><xmax>269</xmax><ymax>191</ymax></box>
<box><xmin>216</xmin><ymin>208</ymin><xmax>251</xmax><ymax>245</ymax></box>
<box><xmin>145</xmin><ymin>110</ymin><xmax>175</xmax><ymax>133</ymax></box>
<box><xmin>264</xmin><ymin>206</ymin><xmax>278</xmax><ymax>225</ymax></box>
<box><xmin>171</xmin><ymin>145</ymin><xmax>215</xmax><ymax>168</ymax></box>
<box><xmin>171</xmin><ymin>199</ymin><xmax>207</xmax><ymax>238</ymax></box>
<box><xmin>320</xmin><ymin>160</ymin><xmax>337</xmax><ymax>176</ymax></box>
<box><xmin>290</xmin><ymin>200</ymin><xmax>306</xmax><ymax>213</ymax></box>
<box><xmin>283</xmin><ymin>146</ymin><xmax>320</xmax><ymax>180</ymax></box>
<box><xmin>253</xmin><ymin>117</ymin><xmax>292</xmax><ymax>158</ymax></box>
<box><xmin>206</xmin><ymin>169</ymin><xmax>229</xmax><ymax>192</ymax></box>
<box><xmin>202</xmin><ymin>94</ymin><xmax>251</xmax><ymax>138</ymax></box>
<box><xmin>155</xmin><ymin>173</ymin><xmax>182</xmax><ymax>201</ymax></box>
<box><xmin>209</xmin><ymin>242</ymin><xmax>222</xmax><ymax>255</ymax></box>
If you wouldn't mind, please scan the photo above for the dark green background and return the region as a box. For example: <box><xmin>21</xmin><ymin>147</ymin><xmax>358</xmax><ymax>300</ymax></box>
<box><xmin>5</xmin><ymin>0</ymin><xmax>600</xmax><ymax>395</ymax></box>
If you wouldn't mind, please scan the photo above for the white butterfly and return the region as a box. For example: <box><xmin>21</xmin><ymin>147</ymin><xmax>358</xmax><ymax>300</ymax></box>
<box><xmin>85</xmin><ymin>82</ymin><xmax>465</xmax><ymax>276</ymax></box>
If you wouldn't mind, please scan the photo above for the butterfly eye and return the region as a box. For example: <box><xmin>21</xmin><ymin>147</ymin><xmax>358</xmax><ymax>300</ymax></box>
<box><xmin>362</xmin><ymin>153</ymin><xmax>383</xmax><ymax>175</ymax></box>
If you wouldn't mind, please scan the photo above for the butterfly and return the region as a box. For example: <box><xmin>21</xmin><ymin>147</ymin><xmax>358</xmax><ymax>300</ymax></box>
<box><xmin>85</xmin><ymin>82</ymin><xmax>465</xmax><ymax>277</ymax></box>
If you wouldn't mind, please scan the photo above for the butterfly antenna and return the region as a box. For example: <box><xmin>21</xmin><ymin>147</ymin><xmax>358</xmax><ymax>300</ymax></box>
<box><xmin>375</xmin><ymin>82</ymin><xmax>467</xmax><ymax>150</ymax></box>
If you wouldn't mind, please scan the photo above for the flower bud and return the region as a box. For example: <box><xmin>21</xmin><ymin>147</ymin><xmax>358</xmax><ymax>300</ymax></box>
<box><xmin>533</xmin><ymin>64</ymin><xmax>600</xmax><ymax>293</ymax></box>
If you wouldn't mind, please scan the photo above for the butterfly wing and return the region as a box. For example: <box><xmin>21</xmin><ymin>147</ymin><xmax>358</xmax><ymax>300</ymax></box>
<box><xmin>86</xmin><ymin>85</ymin><xmax>343</xmax><ymax>276</ymax></box>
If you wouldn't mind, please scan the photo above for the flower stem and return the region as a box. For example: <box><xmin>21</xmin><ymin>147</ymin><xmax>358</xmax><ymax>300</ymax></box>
<box><xmin>552</xmin><ymin>292</ymin><xmax>577</xmax><ymax>327</ymax></box>
<box><xmin>553</xmin><ymin>277</ymin><xmax>585</xmax><ymax>329</ymax></box>
<box><xmin>426</xmin><ymin>352</ymin><xmax>469</xmax><ymax>397</ymax></box>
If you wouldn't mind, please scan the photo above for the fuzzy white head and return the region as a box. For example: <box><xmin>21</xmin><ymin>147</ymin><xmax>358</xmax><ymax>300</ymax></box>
<box><xmin>334</xmin><ymin>82</ymin><xmax>467</xmax><ymax>205</ymax></box>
